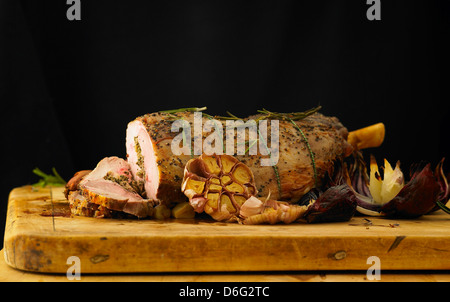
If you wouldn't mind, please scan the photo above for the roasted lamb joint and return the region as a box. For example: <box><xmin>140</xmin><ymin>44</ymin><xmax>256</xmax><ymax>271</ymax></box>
<box><xmin>181</xmin><ymin>154</ymin><xmax>258</xmax><ymax>221</ymax></box>
<box><xmin>126</xmin><ymin>110</ymin><xmax>354</xmax><ymax>205</ymax></box>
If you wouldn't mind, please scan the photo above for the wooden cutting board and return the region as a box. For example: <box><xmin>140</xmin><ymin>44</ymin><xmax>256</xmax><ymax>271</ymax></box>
<box><xmin>3</xmin><ymin>185</ymin><xmax>450</xmax><ymax>273</ymax></box>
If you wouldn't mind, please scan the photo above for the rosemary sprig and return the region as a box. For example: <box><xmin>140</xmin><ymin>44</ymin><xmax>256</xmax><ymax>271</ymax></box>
<box><xmin>272</xmin><ymin>165</ymin><xmax>282</xmax><ymax>197</ymax></box>
<box><xmin>244</xmin><ymin>139</ymin><xmax>258</xmax><ymax>155</ymax></box>
<box><xmin>157</xmin><ymin>105</ymin><xmax>321</xmax><ymax>196</ymax></box>
<box><xmin>32</xmin><ymin>167</ymin><xmax>66</xmax><ymax>187</ymax></box>
<box><xmin>436</xmin><ymin>201</ymin><xmax>450</xmax><ymax>215</ymax></box>
<box><xmin>160</xmin><ymin>107</ymin><xmax>208</xmax><ymax>120</ymax></box>
<box><xmin>179</xmin><ymin>118</ymin><xmax>194</xmax><ymax>158</ymax></box>
<box><xmin>256</xmin><ymin>105</ymin><xmax>322</xmax><ymax>121</ymax></box>
<box><xmin>160</xmin><ymin>107</ymin><xmax>207</xmax><ymax>114</ymax></box>
<box><xmin>208</xmin><ymin>113</ymin><xmax>240</xmax><ymax>120</ymax></box>
<box><xmin>287</xmin><ymin>117</ymin><xmax>318</xmax><ymax>187</ymax></box>
<box><xmin>257</xmin><ymin>128</ymin><xmax>282</xmax><ymax>196</ymax></box>
<box><xmin>214</xmin><ymin>105</ymin><xmax>321</xmax><ymax>122</ymax></box>
<box><xmin>160</xmin><ymin>105</ymin><xmax>321</xmax><ymax>122</ymax></box>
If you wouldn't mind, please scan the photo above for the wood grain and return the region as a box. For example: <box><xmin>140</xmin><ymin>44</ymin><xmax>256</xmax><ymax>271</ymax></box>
<box><xmin>3</xmin><ymin>186</ymin><xmax>450</xmax><ymax>273</ymax></box>
<box><xmin>3</xmin><ymin>250</ymin><xmax>450</xmax><ymax>282</ymax></box>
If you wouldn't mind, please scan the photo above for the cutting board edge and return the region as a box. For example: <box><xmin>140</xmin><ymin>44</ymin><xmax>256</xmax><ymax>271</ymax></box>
<box><xmin>4</xmin><ymin>186</ymin><xmax>450</xmax><ymax>273</ymax></box>
<box><xmin>4</xmin><ymin>230</ymin><xmax>450</xmax><ymax>274</ymax></box>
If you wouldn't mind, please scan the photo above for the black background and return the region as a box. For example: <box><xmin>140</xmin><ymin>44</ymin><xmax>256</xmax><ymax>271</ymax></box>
<box><xmin>0</xmin><ymin>0</ymin><xmax>449</xmax><ymax>248</ymax></box>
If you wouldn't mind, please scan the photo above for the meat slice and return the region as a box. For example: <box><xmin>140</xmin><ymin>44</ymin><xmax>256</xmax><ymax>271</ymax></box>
<box><xmin>64</xmin><ymin>170</ymin><xmax>91</xmax><ymax>199</ymax></box>
<box><xmin>77</xmin><ymin>156</ymin><xmax>157</xmax><ymax>218</ymax></box>
<box><xmin>67</xmin><ymin>190</ymin><xmax>87</xmax><ymax>216</ymax></box>
<box><xmin>126</xmin><ymin>116</ymin><xmax>191</xmax><ymax>204</ymax></box>
<box><xmin>125</xmin><ymin>111</ymin><xmax>353</xmax><ymax>204</ymax></box>
<box><xmin>68</xmin><ymin>190</ymin><xmax>139</xmax><ymax>218</ymax></box>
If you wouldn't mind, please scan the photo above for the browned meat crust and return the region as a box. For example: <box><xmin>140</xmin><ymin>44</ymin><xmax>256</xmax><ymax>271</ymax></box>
<box><xmin>126</xmin><ymin>111</ymin><xmax>353</xmax><ymax>204</ymax></box>
<box><xmin>68</xmin><ymin>191</ymin><xmax>136</xmax><ymax>219</ymax></box>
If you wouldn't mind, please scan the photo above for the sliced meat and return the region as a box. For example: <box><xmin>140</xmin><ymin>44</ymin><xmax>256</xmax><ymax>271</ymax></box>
<box><xmin>77</xmin><ymin>156</ymin><xmax>157</xmax><ymax>218</ymax></box>
<box><xmin>79</xmin><ymin>156</ymin><xmax>136</xmax><ymax>189</ymax></box>
<box><xmin>68</xmin><ymin>190</ymin><xmax>138</xmax><ymax>219</ymax></box>
<box><xmin>126</xmin><ymin>111</ymin><xmax>353</xmax><ymax>205</ymax></box>
<box><xmin>68</xmin><ymin>190</ymin><xmax>87</xmax><ymax>216</ymax></box>
<box><xmin>64</xmin><ymin>170</ymin><xmax>91</xmax><ymax>198</ymax></box>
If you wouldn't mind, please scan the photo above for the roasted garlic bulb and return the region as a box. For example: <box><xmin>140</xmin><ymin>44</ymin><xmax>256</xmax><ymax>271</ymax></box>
<box><xmin>181</xmin><ymin>154</ymin><xmax>258</xmax><ymax>221</ymax></box>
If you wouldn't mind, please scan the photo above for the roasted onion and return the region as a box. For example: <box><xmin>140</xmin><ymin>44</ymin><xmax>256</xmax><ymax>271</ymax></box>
<box><xmin>379</xmin><ymin>163</ymin><xmax>441</xmax><ymax>218</ymax></box>
<box><xmin>303</xmin><ymin>184</ymin><xmax>358</xmax><ymax>223</ymax></box>
<box><xmin>348</xmin><ymin>153</ymin><xmax>449</xmax><ymax>218</ymax></box>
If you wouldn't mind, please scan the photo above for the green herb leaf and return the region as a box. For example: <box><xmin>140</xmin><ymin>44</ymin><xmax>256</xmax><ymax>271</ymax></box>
<box><xmin>160</xmin><ymin>107</ymin><xmax>207</xmax><ymax>114</ymax></box>
<box><xmin>436</xmin><ymin>201</ymin><xmax>450</xmax><ymax>215</ymax></box>
<box><xmin>32</xmin><ymin>167</ymin><xmax>66</xmax><ymax>187</ymax></box>
<box><xmin>287</xmin><ymin>117</ymin><xmax>318</xmax><ymax>187</ymax></box>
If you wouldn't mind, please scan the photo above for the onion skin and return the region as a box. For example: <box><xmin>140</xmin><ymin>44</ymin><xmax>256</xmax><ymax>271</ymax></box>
<box><xmin>431</xmin><ymin>158</ymin><xmax>449</xmax><ymax>212</ymax></box>
<box><xmin>303</xmin><ymin>184</ymin><xmax>357</xmax><ymax>223</ymax></box>
<box><xmin>354</xmin><ymin>192</ymin><xmax>384</xmax><ymax>215</ymax></box>
<box><xmin>347</xmin><ymin>153</ymin><xmax>450</xmax><ymax>218</ymax></box>
<box><xmin>380</xmin><ymin>163</ymin><xmax>441</xmax><ymax>218</ymax></box>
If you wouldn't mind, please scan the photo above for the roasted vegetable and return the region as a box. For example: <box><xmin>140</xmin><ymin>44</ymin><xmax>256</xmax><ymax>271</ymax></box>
<box><xmin>171</xmin><ymin>202</ymin><xmax>196</xmax><ymax>219</ymax></box>
<box><xmin>303</xmin><ymin>184</ymin><xmax>358</xmax><ymax>223</ymax></box>
<box><xmin>349</xmin><ymin>154</ymin><xmax>450</xmax><ymax>218</ymax></box>
<box><xmin>154</xmin><ymin>204</ymin><xmax>171</xmax><ymax>220</ymax></box>
<box><xmin>181</xmin><ymin>153</ymin><xmax>258</xmax><ymax>221</ymax></box>
<box><xmin>433</xmin><ymin>158</ymin><xmax>450</xmax><ymax>212</ymax></box>
<box><xmin>240</xmin><ymin>196</ymin><xmax>308</xmax><ymax>225</ymax></box>
<box><xmin>181</xmin><ymin>153</ymin><xmax>309</xmax><ymax>224</ymax></box>
<box><xmin>368</xmin><ymin>156</ymin><xmax>404</xmax><ymax>205</ymax></box>
<box><xmin>380</xmin><ymin>163</ymin><xmax>442</xmax><ymax>218</ymax></box>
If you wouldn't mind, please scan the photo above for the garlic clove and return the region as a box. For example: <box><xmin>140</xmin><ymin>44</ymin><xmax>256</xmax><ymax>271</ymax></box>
<box><xmin>239</xmin><ymin>196</ymin><xmax>264</xmax><ymax>219</ymax></box>
<box><xmin>181</xmin><ymin>153</ymin><xmax>258</xmax><ymax>221</ymax></box>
